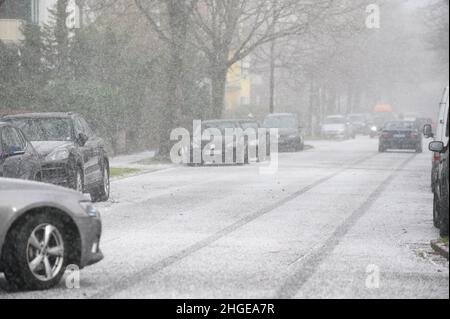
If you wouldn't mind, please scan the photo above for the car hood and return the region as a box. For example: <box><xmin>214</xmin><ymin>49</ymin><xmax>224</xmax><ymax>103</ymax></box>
<box><xmin>0</xmin><ymin>177</ymin><xmax>81</xmax><ymax>196</ymax></box>
<box><xmin>31</xmin><ymin>141</ymin><xmax>74</xmax><ymax>156</ymax></box>
<box><xmin>267</xmin><ymin>128</ymin><xmax>299</xmax><ymax>136</ymax></box>
<box><xmin>322</xmin><ymin>124</ymin><xmax>346</xmax><ymax>131</ymax></box>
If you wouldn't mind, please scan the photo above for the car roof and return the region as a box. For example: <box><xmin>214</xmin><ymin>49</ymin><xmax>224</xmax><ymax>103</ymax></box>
<box><xmin>203</xmin><ymin>119</ymin><xmax>237</xmax><ymax>124</ymax></box>
<box><xmin>2</xmin><ymin>112</ymin><xmax>75</xmax><ymax>119</ymax></box>
<box><xmin>265</xmin><ymin>113</ymin><xmax>296</xmax><ymax>117</ymax></box>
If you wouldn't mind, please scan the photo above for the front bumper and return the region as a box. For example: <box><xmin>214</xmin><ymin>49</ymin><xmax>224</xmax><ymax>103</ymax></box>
<box><xmin>41</xmin><ymin>160</ymin><xmax>70</xmax><ymax>186</ymax></box>
<box><xmin>74</xmin><ymin>216</ymin><xmax>104</xmax><ymax>268</ymax></box>
<box><xmin>278</xmin><ymin>136</ymin><xmax>302</xmax><ymax>149</ymax></box>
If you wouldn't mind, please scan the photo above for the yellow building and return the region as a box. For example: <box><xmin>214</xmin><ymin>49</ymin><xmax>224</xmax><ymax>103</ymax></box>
<box><xmin>225</xmin><ymin>53</ymin><xmax>251</xmax><ymax>113</ymax></box>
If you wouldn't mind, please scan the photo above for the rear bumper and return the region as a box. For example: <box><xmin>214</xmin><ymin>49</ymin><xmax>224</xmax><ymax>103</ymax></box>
<box><xmin>380</xmin><ymin>138</ymin><xmax>420</xmax><ymax>149</ymax></box>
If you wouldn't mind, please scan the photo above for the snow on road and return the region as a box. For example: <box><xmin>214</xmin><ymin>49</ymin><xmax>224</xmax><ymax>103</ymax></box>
<box><xmin>1</xmin><ymin>136</ymin><xmax>448</xmax><ymax>298</ymax></box>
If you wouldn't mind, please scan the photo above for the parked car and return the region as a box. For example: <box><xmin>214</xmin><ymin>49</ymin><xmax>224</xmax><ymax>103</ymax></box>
<box><xmin>2</xmin><ymin>113</ymin><xmax>110</xmax><ymax>202</ymax></box>
<box><xmin>321</xmin><ymin>115</ymin><xmax>355</xmax><ymax>140</ymax></box>
<box><xmin>263</xmin><ymin>113</ymin><xmax>305</xmax><ymax>151</ymax></box>
<box><xmin>423</xmin><ymin>86</ymin><xmax>449</xmax><ymax>193</ymax></box>
<box><xmin>378</xmin><ymin>121</ymin><xmax>423</xmax><ymax>153</ymax></box>
<box><xmin>233</xmin><ymin>119</ymin><xmax>271</xmax><ymax>162</ymax></box>
<box><xmin>429</xmin><ymin>137</ymin><xmax>449</xmax><ymax>237</ymax></box>
<box><xmin>184</xmin><ymin>119</ymin><xmax>249</xmax><ymax>165</ymax></box>
<box><xmin>0</xmin><ymin>121</ymin><xmax>41</xmax><ymax>181</ymax></box>
<box><xmin>0</xmin><ymin>178</ymin><xmax>103</xmax><ymax>290</ymax></box>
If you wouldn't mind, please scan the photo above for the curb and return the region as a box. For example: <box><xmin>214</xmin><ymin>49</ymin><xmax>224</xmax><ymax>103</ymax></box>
<box><xmin>431</xmin><ymin>240</ymin><xmax>449</xmax><ymax>260</ymax></box>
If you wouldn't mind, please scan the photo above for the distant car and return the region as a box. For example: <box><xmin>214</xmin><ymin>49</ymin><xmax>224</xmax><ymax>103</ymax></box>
<box><xmin>321</xmin><ymin>115</ymin><xmax>355</xmax><ymax>140</ymax></box>
<box><xmin>184</xmin><ymin>119</ymin><xmax>249</xmax><ymax>165</ymax></box>
<box><xmin>424</xmin><ymin>86</ymin><xmax>449</xmax><ymax>193</ymax></box>
<box><xmin>2</xmin><ymin>113</ymin><xmax>110</xmax><ymax>202</ymax></box>
<box><xmin>263</xmin><ymin>113</ymin><xmax>304</xmax><ymax>151</ymax></box>
<box><xmin>0</xmin><ymin>178</ymin><xmax>103</xmax><ymax>290</ymax></box>
<box><xmin>0</xmin><ymin>122</ymin><xmax>41</xmax><ymax>181</ymax></box>
<box><xmin>347</xmin><ymin>113</ymin><xmax>368</xmax><ymax>135</ymax></box>
<box><xmin>233</xmin><ymin>119</ymin><xmax>267</xmax><ymax>162</ymax></box>
<box><xmin>378</xmin><ymin>121</ymin><xmax>422</xmax><ymax>153</ymax></box>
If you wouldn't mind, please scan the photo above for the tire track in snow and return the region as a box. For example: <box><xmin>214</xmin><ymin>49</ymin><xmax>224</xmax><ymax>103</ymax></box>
<box><xmin>90</xmin><ymin>152</ymin><xmax>381</xmax><ymax>298</ymax></box>
<box><xmin>274</xmin><ymin>153</ymin><xmax>417</xmax><ymax>299</ymax></box>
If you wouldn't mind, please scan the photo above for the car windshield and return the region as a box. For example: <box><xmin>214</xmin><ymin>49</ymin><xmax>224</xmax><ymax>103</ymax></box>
<box><xmin>324</xmin><ymin>117</ymin><xmax>346</xmax><ymax>124</ymax></box>
<box><xmin>384</xmin><ymin>121</ymin><xmax>417</xmax><ymax>130</ymax></box>
<box><xmin>348</xmin><ymin>115</ymin><xmax>365</xmax><ymax>122</ymax></box>
<box><xmin>240</xmin><ymin>121</ymin><xmax>258</xmax><ymax>130</ymax></box>
<box><xmin>7</xmin><ymin>118</ymin><xmax>74</xmax><ymax>141</ymax></box>
<box><xmin>202</xmin><ymin>122</ymin><xmax>235</xmax><ymax>135</ymax></box>
<box><xmin>263</xmin><ymin>116</ymin><xmax>297</xmax><ymax>128</ymax></box>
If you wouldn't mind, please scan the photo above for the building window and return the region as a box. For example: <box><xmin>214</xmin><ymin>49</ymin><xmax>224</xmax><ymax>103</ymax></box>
<box><xmin>31</xmin><ymin>0</ymin><xmax>39</xmax><ymax>24</ymax></box>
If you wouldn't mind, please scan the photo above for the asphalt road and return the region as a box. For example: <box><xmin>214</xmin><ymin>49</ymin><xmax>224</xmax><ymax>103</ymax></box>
<box><xmin>1</xmin><ymin>136</ymin><xmax>448</xmax><ymax>298</ymax></box>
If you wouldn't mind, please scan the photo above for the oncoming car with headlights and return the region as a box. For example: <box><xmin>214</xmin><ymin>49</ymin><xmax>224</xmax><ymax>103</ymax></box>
<box><xmin>2</xmin><ymin>113</ymin><xmax>110</xmax><ymax>202</ymax></box>
<box><xmin>0</xmin><ymin>178</ymin><xmax>103</xmax><ymax>290</ymax></box>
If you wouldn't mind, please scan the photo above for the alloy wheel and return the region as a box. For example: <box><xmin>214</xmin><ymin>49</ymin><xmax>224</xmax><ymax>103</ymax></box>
<box><xmin>26</xmin><ymin>224</ymin><xmax>65</xmax><ymax>282</ymax></box>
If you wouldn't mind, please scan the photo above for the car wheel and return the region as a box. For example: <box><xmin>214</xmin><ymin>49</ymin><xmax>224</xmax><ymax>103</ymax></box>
<box><xmin>3</xmin><ymin>213</ymin><xmax>68</xmax><ymax>291</ymax></box>
<box><xmin>378</xmin><ymin>145</ymin><xmax>385</xmax><ymax>152</ymax></box>
<box><xmin>439</xmin><ymin>193</ymin><xmax>449</xmax><ymax>237</ymax></box>
<box><xmin>416</xmin><ymin>144</ymin><xmax>423</xmax><ymax>153</ymax></box>
<box><xmin>92</xmin><ymin>162</ymin><xmax>110</xmax><ymax>202</ymax></box>
<box><xmin>433</xmin><ymin>192</ymin><xmax>441</xmax><ymax>228</ymax></box>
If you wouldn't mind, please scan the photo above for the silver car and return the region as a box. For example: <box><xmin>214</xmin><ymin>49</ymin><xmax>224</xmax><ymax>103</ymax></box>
<box><xmin>0</xmin><ymin>178</ymin><xmax>103</xmax><ymax>290</ymax></box>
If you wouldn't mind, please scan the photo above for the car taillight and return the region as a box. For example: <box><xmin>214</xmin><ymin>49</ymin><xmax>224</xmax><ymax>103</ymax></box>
<box><xmin>410</xmin><ymin>132</ymin><xmax>418</xmax><ymax>138</ymax></box>
<box><xmin>434</xmin><ymin>152</ymin><xmax>441</xmax><ymax>162</ymax></box>
<box><xmin>382</xmin><ymin>132</ymin><xmax>392</xmax><ymax>138</ymax></box>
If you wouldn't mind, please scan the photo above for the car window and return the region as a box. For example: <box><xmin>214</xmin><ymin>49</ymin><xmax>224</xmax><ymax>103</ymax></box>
<box><xmin>1</xmin><ymin>126</ymin><xmax>25</xmax><ymax>153</ymax></box>
<box><xmin>384</xmin><ymin>121</ymin><xmax>417</xmax><ymax>130</ymax></box>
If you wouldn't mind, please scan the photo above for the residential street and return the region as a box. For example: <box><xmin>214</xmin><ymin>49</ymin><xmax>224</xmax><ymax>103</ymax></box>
<box><xmin>0</xmin><ymin>136</ymin><xmax>448</xmax><ymax>299</ymax></box>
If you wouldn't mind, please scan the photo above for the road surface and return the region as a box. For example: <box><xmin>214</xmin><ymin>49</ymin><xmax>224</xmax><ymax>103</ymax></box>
<box><xmin>1</xmin><ymin>136</ymin><xmax>448</xmax><ymax>298</ymax></box>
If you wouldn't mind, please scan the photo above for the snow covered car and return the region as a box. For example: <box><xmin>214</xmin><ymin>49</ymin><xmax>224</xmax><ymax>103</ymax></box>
<box><xmin>0</xmin><ymin>122</ymin><xmax>41</xmax><ymax>181</ymax></box>
<box><xmin>0</xmin><ymin>178</ymin><xmax>103</xmax><ymax>290</ymax></box>
<box><xmin>2</xmin><ymin>113</ymin><xmax>110</xmax><ymax>202</ymax></box>
<box><xmin>321</xmin><ymin>115</ymin><xmax>355</xmax><ymax>140</ymax></box>
<box><xmin>263</xmin><ymin>113</ymin><xmax>305</xmax><ymax>151</ymax></box>
<box><xmin>379</xmin><ymin>121</ymin><xmax>423</xmax><ymax>153</ymax></box>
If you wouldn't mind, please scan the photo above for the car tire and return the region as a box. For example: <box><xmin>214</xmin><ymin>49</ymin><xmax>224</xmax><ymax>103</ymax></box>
<box><xmin>439</xmin><ymin>191</ymin><xmax>449</xmax><ymax>237</ymax></box>
<box><xmin>416</xmin><ymin>144</ymin><xmax>423</xmax><ymax>153</ymax></box>
<box><xmin>378</xmin><ymin>145</ymin><xmax>385</xmax><ymax>153</ymax></box>
<box><xmin>433</xmin><ymin>192</ymin><xmax>441</xmax><ymax>228</ymax></box>
<box><xmin>3</xmin><ymin>213</ymin><xmax>68</xmax><ymax>291</ymax></box>
<box><xmin>92</xmin><ymin>161</ymin><xmax>110</xmax><ymax>202</ymax></box>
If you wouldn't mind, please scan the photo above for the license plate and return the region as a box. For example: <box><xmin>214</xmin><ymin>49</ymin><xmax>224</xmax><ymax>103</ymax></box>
<box><xmin>393</xmin><ymin>134</ymin><xmax>405</xmax><ymax>138</ymax></box>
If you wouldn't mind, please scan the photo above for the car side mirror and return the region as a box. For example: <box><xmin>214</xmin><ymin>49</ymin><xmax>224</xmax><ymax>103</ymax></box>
<box><xmin>77</xmin><ymin>133</ymin><xmax>89</xmax><ymax>146</ymax></box>
<box><xmin>423</xmin><ymin>124</ymin><xmax>434</xmax><ymax>138</ymax></box>
<box><xmin>429</xmin><ymin>141</ymin><xmax>445</xmax><ymax>153</ymax></box>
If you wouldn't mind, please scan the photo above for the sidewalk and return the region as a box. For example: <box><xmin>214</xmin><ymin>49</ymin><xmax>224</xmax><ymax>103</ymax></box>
<box><xmin>109</xmin><ymin>150</ymin><xmax>174</xmax><ymax>179</ymax></box>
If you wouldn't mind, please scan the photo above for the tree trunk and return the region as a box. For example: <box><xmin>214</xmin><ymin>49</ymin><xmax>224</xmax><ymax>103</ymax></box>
<box><xmin>157</xmin><ymin>0</ymin><xmax>189</xmax><ymax>158</ymax></box>
<box><xmin>210</xmin><ymin>69</ymin><xmax>227</xmax><ymax>119</ymax></box>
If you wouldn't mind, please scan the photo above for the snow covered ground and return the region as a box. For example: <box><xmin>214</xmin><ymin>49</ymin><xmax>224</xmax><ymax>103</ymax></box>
<box><xmin>0</xmin><ymin>136</ymin><xmax>448</xmax><ymax>298</ymax></box>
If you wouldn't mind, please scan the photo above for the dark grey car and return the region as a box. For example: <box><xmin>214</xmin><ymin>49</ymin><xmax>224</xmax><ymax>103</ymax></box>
<box><xmin>0</xmin><ymin>178</ymin><xmax>103</xmax><ymax>290</ymax></box>
<box><xmin>0</xmin><ymin>122</ymin><xmax>41</xmax><ymax>181</ymax></box>
<box><xmin>2</xmin><ymin>113</ymin><xmax>110</xmax><ymax>202</ymax></box>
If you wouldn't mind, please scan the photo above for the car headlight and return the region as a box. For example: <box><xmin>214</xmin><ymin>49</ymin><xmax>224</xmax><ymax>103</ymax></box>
<box><xmin>45</xmin><ymin>148</ymin><xmax>70</xmax><ymax>161</ymax></box>
<box><xmin>288</xmin><ymin>134</ymin><xmax>298</xmax><ymax>139</ymax></box>
<box><xmin>79</xmin><ymin>201</ymin><xmax>100</xmax><ymax>217</ymax></box>
<box><xmin>371</xmin><ymin>126</ymin><xmax>377</xmax><ymax>131</ymax></box>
